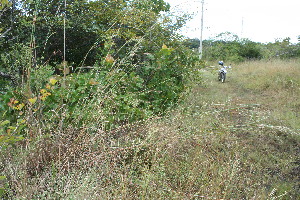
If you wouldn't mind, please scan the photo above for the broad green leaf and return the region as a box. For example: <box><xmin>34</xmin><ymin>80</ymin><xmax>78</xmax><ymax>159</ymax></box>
<box><xmin>0</xmin><ymin>120</ymin><xmax>10</xmax><ymax>127</ymax></box>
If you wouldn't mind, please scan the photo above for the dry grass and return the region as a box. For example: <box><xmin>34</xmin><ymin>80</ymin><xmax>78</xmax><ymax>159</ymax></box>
<box><xmin>234</xmin><ymin>59</ymin><xmax>300</xmax><ymax>92</ymax></box>
<box><xmin>1</xmin><ymin>59</ymin><xmax>300</xmax><ymax>199</ymax></box>
<box><xmin>232</xmin><ymin>59</ymin><xmax>300</xmax><ymax>130</ymax></box>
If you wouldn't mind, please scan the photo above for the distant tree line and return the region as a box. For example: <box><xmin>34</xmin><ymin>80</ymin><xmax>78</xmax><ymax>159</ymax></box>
<box><xmin>183</xmin><ymin>32</ymin><xmax>300</xmax><ymax>63</ymax></box>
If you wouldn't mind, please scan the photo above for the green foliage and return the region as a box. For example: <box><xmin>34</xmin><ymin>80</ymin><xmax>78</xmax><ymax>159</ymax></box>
<box><xmin>0</xmin><ymin>0</ymin><xmax>173</xmax><ymax>69</ymax></box>
<box><xmin>201</xmin><ymin>33</ymin><xmax>263</xmax><ymax>63</ymax></box>
<box><xmin>0</xmin><ymin>44</ymin><xmax>32</xmax><ymax>84</ymax></box>
<box><xmin>139</xmin><ymin>44</ymin><xmax>201</xmax><ymax>113</ymax></box>
<box><xmin>239</xmin><ymin>39</ymin><xmax>263</xmax><ymax>59</ymax></box>
<box><xmin>1</xmin><ymin>0</ymin><xmax>300</xmax><ymax>197</ymax></box>
<box><xmin>0</xmin><ymin>114</ymin><xmax>26</xmax><ymax>150</ymax></box>
<box><xmin>0</xmin><ymin>175</ymin><xmax>8</xmax><ymax>198</ymax></box>
<box><xmin>130</xmin><ymin>0</ymin><xmax>170</xmax><ymax>14</ymax></box>
<box><xmin>1</xmin><ymin>60</ymin><xmax>299</xmax><ymax>199</ymax></box>
<box><xmin>0</xmin><ymin>0</ymin><xmax>11</xmax><ymax>9</ymax></box>
<box><xmin>0</xmin><ymin>0</ymin><xmax>200</xmax><ymax>131</ymax></box>
<box><xmin>185</xmin><ymin>33</ymin><xmax>300</xmax><ymax>63</ymax></box>
<box><xmin>0</xmin><ymin>1</ymin><xmax>203</xmax><ymax>197</ymax></box>
<box><xmin>182</xmin><ymin>38</ymin><xmax>200</xmax><ymax>49</ymax></box>
<box><xmin>1</xmin><ymin>44</ymin><xmax>201</xmax><ymax>132</ymax></box>
<box><xmin>263</xmin><ymin>38</ymin><xmax>300</xmax><ymax>59</ymax></box>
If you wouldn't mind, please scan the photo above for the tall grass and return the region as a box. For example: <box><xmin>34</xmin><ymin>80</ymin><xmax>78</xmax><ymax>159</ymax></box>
<box><xmin>234</xmin><ymin>59</ymin><xmax>300</xmax><ymax>91</ymax></box>
<box><xmin>232</xmin><ymin>59</ymin><xmax>300</xmax><ymax>130</ymax></box>
<box><xmin>1</xmin><ymin>59</ymin><xmax>299</xmax><ymax>199</ymax></box>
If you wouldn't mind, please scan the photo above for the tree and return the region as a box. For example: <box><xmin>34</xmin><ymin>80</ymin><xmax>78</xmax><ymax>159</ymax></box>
<box><xmin>183</xmin><ymin>38</ymin><xmax>200</xmax><ymax>49</ymax></box>
<box><xmin>129</xmin><ymin>0</ymin><xmax>170</xmax><ymax>14</ymax></box>
<box><xmin>0</xmin><ymin>0</ymin><xmax>12</xmax><ymax>38</ymax></box>
<box><xmin>239</xmin><ymin>39</ymin><xmax>262</xmax><ymax>60</ymax></box>
<box><xmin>0</xmin><ymin>0</ymin><xmax>201</xmax><ymax>130</ymax></box>
<box><xmin>0</xmin><ymin>0</ymin><xmax>195</xmax><ymax>93</ymax></box>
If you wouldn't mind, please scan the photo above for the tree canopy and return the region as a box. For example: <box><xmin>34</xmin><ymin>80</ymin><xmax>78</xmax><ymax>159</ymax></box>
<box><xmin>0</xmin><ymin>0</ymin><xmax>201</xmax><ymax>131</ymax></box>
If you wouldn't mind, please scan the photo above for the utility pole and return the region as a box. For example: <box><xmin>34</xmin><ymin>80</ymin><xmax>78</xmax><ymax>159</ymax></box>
<box><xmin>64</xmin><ymin>0</ymin><xmax>66</xmax><ymax>66</ymax></box>
<box><xmin>199</xmin><ymin>0</ymin><xmax>204</xmax><ymax>59</ymax></box>
<box><xmin>63</xmin><ymin>0</ymin><xmax>66</xmax><ymax>87</ymax></box>
<box><xmin>241</xmin><ymin>17</ymin><xmax>244</xmax><ymax>39</ymax></box>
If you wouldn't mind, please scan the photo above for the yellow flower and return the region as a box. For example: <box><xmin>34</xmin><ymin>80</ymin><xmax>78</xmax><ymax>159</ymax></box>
<box><xmin>162</xmin><ymin>44</ymin><xmax>168</xmax><ymax>49</ymax></box>
<box><xmin>46</xmin><ymin>84</ymin><xmax>51</xmax><ymax>89</ymax></box>
<box><xmin>105</xmin><ymin>54</ymin><xmax>115</xmax><ymax>63</ymax></box>
<box><xmin>39</xmin><ymin>92</ymin><xmax>51</xmax><ymax>101</ymax></box>
<box><xmin>39</xmin><ymin>95</ymin><xmax>47</xmax><ymax>101</ymax></box>
<box><xmin>14</xmin><ymin>103</ymin><xmax>25</xmax><ymax>110</ymax></box>
<box><xmin>17</xmin><ymin>119</ymin><xmax>26</xmax><ymax>124</ymax></box>
<box><xmin>28</xmin><ymin>97</ymin><xmax>37</xmax><ymax>104</ymax></box>
<box><xmin>9</xmin><ymin>98</ymin><xmax>19</xmax><ymax>105</ymax></box>
<box><xmin>89</xmin><ymin>79</ymin><xmax>99</xmax><ymax>85</ymax></box>
<box><xmin>49</xmin><ymin>77</ymin><xmax>58</xmax><ymax>85</ymax></box>
<box><xmin>40</xmin><ymin>89</ymin><xmax>47</xmax><ymax>94</ymax></box>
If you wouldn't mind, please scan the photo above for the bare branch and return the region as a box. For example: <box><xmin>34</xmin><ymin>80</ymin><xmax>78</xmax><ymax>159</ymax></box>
<box><xmin>0</xmin><ymin>27</ymin><xmax>11</xmax><ymax>38</ymax></box>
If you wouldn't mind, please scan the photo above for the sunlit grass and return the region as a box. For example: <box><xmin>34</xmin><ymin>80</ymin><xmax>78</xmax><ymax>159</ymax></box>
<box><xmin>234</xmin><ymin>59</ymin><xmax>300</xmax><ymax>91</ymax></box>
<box><xmin>232</xmin><ymin>59</ymin><xmax>300</xmax><ymax>130</ymax></box>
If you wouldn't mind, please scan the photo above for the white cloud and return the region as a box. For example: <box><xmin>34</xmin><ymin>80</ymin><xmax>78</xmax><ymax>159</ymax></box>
<box><xmin>164</xmin><ymin>0</ymin><xmax>300</xmax><ymax>43</ymax></box>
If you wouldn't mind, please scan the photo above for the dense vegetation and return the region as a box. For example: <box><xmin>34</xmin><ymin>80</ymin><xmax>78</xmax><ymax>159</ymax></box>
<box><xmin>1</xmin><ymin>0</ymin><xmax>201</xmax><ymax>197</ymax></box>
<box><xmin>1</xmin><ymin>0</ymin><xmax>300</xmax><ymax>199</ymax></box>
<box><xmin>0</xmin><ymin>0</ymin><xmax>201</xmax><ymax>132</ymax></box>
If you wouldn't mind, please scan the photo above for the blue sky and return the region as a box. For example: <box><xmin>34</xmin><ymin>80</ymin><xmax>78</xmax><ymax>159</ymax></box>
<box><xmin>164</xmin><ymin>0</ymin><xmax>300</xmax><ymax>43</ymax></box>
